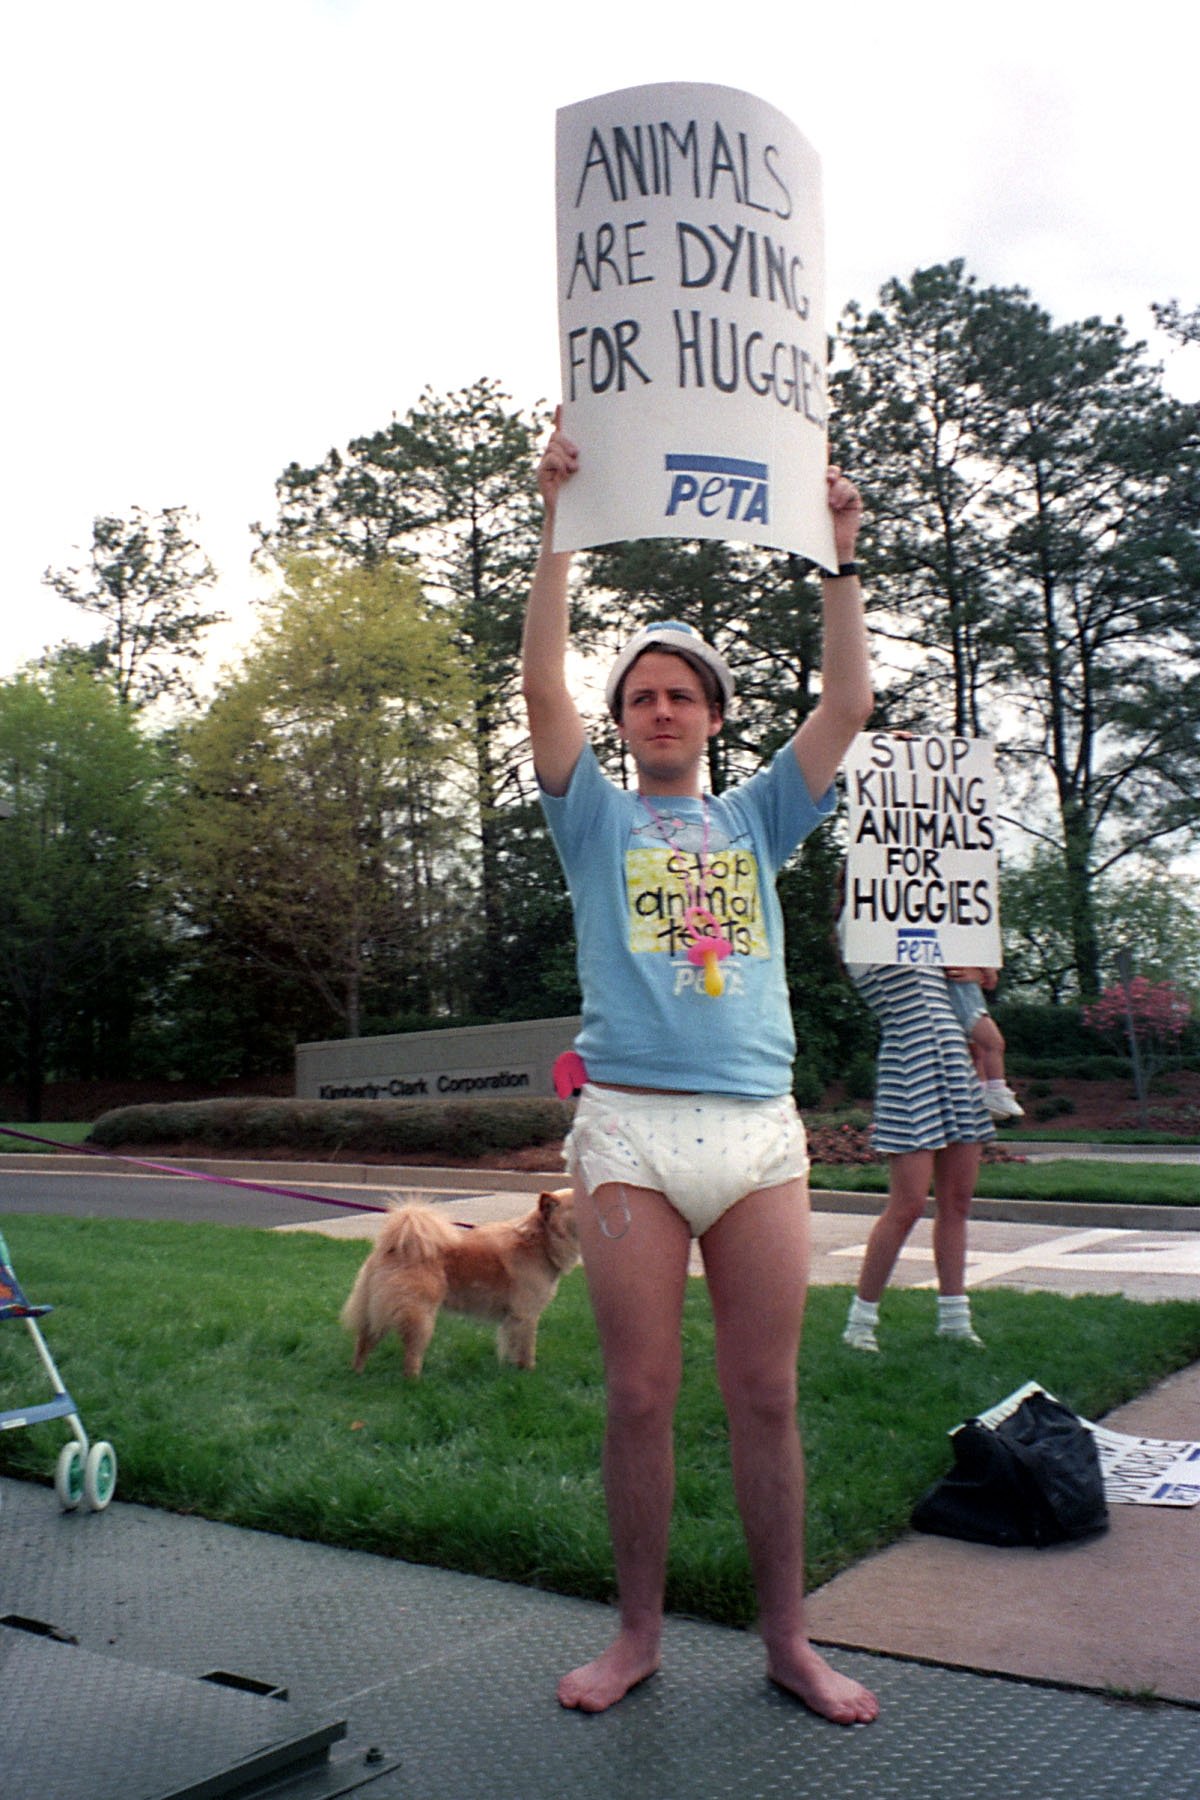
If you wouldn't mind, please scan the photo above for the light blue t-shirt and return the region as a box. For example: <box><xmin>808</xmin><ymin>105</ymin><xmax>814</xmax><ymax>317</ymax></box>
<box><xmin>539</xmin><ymin>741</ymin><xmax>835</xmax><ymax>1097</ymax></box>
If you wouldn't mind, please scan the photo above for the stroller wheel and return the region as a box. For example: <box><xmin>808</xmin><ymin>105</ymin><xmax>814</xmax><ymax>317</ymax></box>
<box><xmin>84</xmin><ymin>1442</ymin><xmax>118</xmax><ymax>1511</ymax></box>
<box><xmin>55</xmin><ymin>1442</ymin><xmax>85</xmax><ymax>1510</ymax></box>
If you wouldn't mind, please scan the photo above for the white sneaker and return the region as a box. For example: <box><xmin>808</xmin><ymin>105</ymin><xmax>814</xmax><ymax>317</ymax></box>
<box><xmin>842</xmin><ymin>1322</ymin><xmax>880</xmax><ymax>1353</ymax></box>
<box><xmin>984</xmin><ymin>1082</ymin><xmax>1024</xmax><ymax>1119</ymax></box>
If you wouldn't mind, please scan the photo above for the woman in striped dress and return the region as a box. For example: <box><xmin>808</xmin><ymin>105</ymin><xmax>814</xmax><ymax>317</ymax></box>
<box><xmin>841</xmin><ymin>962</ymin><xmax>995</xmax><ymax>1353</ymax></box>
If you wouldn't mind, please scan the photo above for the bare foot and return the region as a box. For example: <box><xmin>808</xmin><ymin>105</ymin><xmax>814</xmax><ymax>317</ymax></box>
<box><xmin>766</xmin><ymin>1639</ymin><xmax>879</xmax><ymax>1726</ymax></box>
<box><xmin>557</xmin><ymin>1633</ymin><xmax>661</xmax><ymax>1713</ymax></box>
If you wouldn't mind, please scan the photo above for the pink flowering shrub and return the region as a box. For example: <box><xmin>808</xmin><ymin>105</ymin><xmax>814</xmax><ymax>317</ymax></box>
<box><xmin>1086</xmin><ymin>979</ymin><xmax>1194</xmax><ymax>1116</ymax></box>
<box><xmin>1083</xmin><ymin>978</ymin><xmax>1191</xmax><ymax>1045</ymax></box>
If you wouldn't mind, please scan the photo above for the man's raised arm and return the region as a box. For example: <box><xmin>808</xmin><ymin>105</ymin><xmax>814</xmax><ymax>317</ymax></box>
<box><xmin>521</xmin><ymin>411</ymin><xmax>585</xmax><ymax>797</ymax></box>
<box><xmin>792</xmin><ymin>466</ymin><xmax>874</xmax><ymax>799</ymax></box>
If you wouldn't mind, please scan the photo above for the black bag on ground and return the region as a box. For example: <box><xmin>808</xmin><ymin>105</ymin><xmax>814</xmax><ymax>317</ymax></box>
<box><xmin>911</xmin><ymin>1389</ymin><xmax>1109</xmax><ymax>1547</ymax></box>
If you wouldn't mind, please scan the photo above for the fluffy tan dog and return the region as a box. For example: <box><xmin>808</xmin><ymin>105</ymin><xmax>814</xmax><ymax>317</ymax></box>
<box><xmin>340</xmin><ymin>1190</ymin><xmax>579</xmax><ymax>1378</ymax></box>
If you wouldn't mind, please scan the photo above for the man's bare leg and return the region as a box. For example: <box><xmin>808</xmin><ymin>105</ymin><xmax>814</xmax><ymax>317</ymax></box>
<box><xmin>558</xmin><ymin>1181</ymin><xmax>691</xmax><ymax>1712</ymax></box>
<box><xmin>703</xmin><ymin>1182</ymin><xmax>879</xmax><ymax>1725</ymax></box>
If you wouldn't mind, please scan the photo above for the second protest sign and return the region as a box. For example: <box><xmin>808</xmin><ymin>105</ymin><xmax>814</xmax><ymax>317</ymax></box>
<box><xmin>842</xmin><ymin>733</ymin><xmax>1002</xmax><ymax>968</ymax></box>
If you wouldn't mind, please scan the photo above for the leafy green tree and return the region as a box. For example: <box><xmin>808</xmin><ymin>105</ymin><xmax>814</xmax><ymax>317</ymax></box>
<box><xmin>176</xmin><ymin>557</ymin><xmax>472</xmax><ymax>1041</ymax></box>
<box><xmin>481</xmin><ymin>798</ymin><xmax>581</xmax><ymax>1020</ymax></box>
<box><xmin>1001</xmin><ymin>848</ymin><xmax>1200</xmax><ymax>1005</ymax></box>
<box><xmin>972</xmin><ymin>297</ymin><xmax>1200</xmax><ymax>994</ymax></box>
<box><xmin>43</xmin><ymin>505</ymin><xmax>225</xmax><ymax>708</ymax></box>
<box><xmin>834</xmin><ymin>265</ymin><xmax>1200</xmax><ymax>999</ymax></box>
<box><xmin>831</xmin><ymin>261</ymin><xmax>1011</xmax><ymax>735</ymax></box>
<box><xmin>998</xmin><ymin>847</ymin><xmax>1081</xmax><ymax>1003</ymax></box>
<box><xmin>0</xmin><ymin>664</ymin><xmax>169</xmax><ymax>1117</ymax></box>
<box><xmin>1153</xmin><ymin>299</ymin><xmax>1200</xmax><ymax>348</ymax></box>
<box><xmin>258</xmin><ymin>380</ymin><xmax>557</xmax><ymax>1001</ymax></box>
<box><xmin>1101</xmin><ymin>866</ymin><xmax>1200</xmax><ymax>997</ymax></box>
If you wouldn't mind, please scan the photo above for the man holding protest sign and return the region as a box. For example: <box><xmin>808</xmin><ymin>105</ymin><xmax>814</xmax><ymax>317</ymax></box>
<box><xmin>522</xmin><ymin>411</ymin><xmax>878</xmax><ymax>1724</ymax></box>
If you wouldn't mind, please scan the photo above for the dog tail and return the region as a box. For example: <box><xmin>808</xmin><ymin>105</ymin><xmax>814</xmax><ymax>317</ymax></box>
<box><xmin>338</xmin><ymin>1207</ymin><xmax>457</xmax><ymax>1337</ymax></box>
<box><xmin>339</xmin><ymin>1258</ymin><xmax>371</xmax><ymax>1335</ymax></box>
<box><xmin>375</xmin><ymin>1203</ymin><xmax>459</xmax><ymax>1263</ymax></box>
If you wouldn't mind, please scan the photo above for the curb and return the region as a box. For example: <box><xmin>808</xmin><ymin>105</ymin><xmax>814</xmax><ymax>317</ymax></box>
<box><xmin>810</xmin><ymin>1188</ymin><xmax>1200</xmax><ymax>1232</ymax></box>
<box><xmin>0</xmin><ymin>1153</ymin><xmax>556</xmax><ymax>1194</ymax></box>
<box><xmin>0</xmin><ymin>1153</ymin><xmax>513</xmax><ymax>1190</ymax></box>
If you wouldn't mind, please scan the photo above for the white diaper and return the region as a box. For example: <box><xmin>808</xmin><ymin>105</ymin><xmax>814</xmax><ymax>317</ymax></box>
<box><xmin>564</xmin><ymin>1085</ymin><xmax>810</xmax><ymax>1238</ymax></box>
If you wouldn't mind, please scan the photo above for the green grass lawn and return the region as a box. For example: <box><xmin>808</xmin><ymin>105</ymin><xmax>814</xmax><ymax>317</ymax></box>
<box><xmin>0</xmin><ymin>1122</ymin><xmax>94</xmax><ymax>1152</ymax></box>
<box><xmin>999</xmin><ymin>1126</ymin><xmax>1200</xmax><ymax>1146</ymax></box>
<box><xmin>2</xmin><ymin>1213</ymin><xmax>1198</xmax><ymax>1625</ymax></box>
<box><xmin>811</xmin><ymin>1159</ymin><xmax>1200</xmax><ymax>1207</ymax></box>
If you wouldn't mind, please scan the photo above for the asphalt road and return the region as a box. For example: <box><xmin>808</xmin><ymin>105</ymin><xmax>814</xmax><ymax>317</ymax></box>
<box><xmin>0</xmin><ymin>1164</ymin><xmax>412</xmax><ymax>1230</ymax></box>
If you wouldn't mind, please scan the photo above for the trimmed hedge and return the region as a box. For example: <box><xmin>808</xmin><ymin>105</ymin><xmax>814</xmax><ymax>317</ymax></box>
<box><xmin>1007</xmin><ymin>1053</ymin><xmax>1131</xmax><ymax>1081</ymax></box>
<box><xmin>994</xmin><ymin>1001</ymin><xmax>1200</xmax><ymax>1072</ymax></box>
<box><xmin>88</xmin><ymin>1096</ymin><xmax>574</xmax><ymax>1158</ymax></box>
<box><xmin>85</xmin><ymin>1096</ymin><xmax>1030</xmax><ymax>1169</ymax></box>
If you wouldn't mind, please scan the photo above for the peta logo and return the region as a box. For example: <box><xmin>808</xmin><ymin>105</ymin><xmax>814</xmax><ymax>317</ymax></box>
<box><xmin>896</xmin><ymin>928</ymin><xmax>943</xmax><ymax>965</ymax></box>
<box><xmin>665</xmin><ymin>454</ymin><xmax>769</xmax><ymax>525</ymax></box>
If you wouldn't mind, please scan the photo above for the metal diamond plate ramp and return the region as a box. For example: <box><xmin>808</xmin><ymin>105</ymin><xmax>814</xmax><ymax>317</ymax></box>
<box><xmin>3</xmin><ymin>1475</ymin><xmax>1199</xmax><ymax>1800</ymax></box>
<box><xmin>0</xmin><ymin>1624</ymin><xmax>347</xmax><ymax>1800</ymax></box>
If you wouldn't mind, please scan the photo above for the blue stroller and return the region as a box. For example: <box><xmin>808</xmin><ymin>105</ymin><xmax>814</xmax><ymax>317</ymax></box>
<box><xmin>0</xmin><ymin>1226</ymin><xmax>117</xmax><ymax>1510</ymax></box>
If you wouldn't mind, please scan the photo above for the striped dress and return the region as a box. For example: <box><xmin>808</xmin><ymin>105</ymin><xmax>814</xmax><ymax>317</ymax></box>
<box><xmin>848</xmin><ymin>964</ymin><xmax>996</xmax><ymax>1155</ymax></box>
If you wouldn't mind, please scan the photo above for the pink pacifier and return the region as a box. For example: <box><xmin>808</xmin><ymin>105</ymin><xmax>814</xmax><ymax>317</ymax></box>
<box><xmin>684</xmin><ymin>907</ymin><xmax>732</xmax><ymax>997</ymax></box>
<box><xmin>553</xmin><ymin>1051</ymin><xmax>589</xmax><ymax>1098</ymax></box>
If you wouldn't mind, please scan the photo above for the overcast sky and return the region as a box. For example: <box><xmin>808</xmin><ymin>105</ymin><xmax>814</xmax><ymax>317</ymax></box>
<box><xmin>4</xmin><ymin>0</ymin><xmax>1197</xmax><ymax>683</ymax></box>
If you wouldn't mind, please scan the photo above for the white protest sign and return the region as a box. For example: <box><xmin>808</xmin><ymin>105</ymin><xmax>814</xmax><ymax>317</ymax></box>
<box><xmin>842</xmin><ymin>733</ymin><xmax>1002</xmax><ymax>967</ymax></box>
<box><xmin>554</xmin><ymin>83</ymin><xmax>836</xmax><ymax>569</ymax></box>
<box><xmin>1085</xmin><ymin>1427</ymin><xmax>1200</xmax><ymax>1507</ymax></box>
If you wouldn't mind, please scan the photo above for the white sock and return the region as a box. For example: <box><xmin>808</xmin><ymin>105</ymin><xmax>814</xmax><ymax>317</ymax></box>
<box><xmin>847</xmin><ymin>1296</ymin><xmax>879</xmax><ymax>1330</ymax></box>
<box><xmin>937</xmin><ymin>1294</ymin><xmax>973</xmax><ymax>1332</ymax></box>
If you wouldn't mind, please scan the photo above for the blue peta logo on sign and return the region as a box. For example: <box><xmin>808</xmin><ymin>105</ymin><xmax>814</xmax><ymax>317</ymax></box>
<box><xmin>665</xmin><ymin>454</ymin><xmax>768</xmax><ymax>525</ymax></box>
<box><xmin>897</xmin><ymin>928</ymin><xmax>943</xmax><ymax>965</ymax></box>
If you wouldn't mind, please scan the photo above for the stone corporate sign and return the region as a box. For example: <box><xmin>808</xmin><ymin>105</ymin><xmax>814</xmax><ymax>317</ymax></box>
<box><xmin>553</xmin><ymin>82</ymin><xmax>836</xmax><ymax>570</ymax></box>
<box><xmin>294</xmin><ymin>1017</ymin><xmax>581</xmax><ymax>1103</ymax></box>
<box><xmin>842</xmin><ymin>734</ymin><xmax>1002</xmax><ymax>967</ymax></box>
